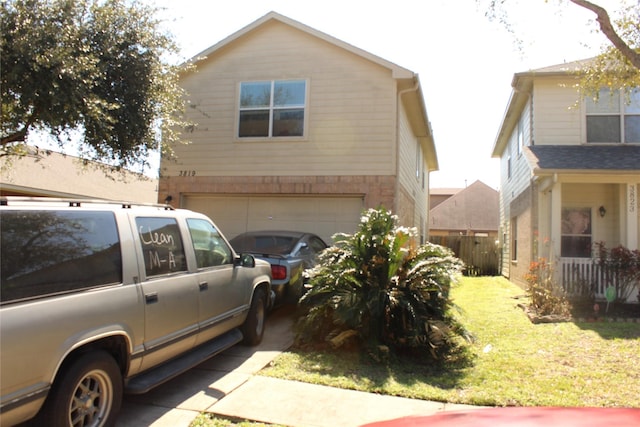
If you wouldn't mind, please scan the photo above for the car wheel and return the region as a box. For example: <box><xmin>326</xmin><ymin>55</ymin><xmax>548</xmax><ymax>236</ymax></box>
<box><xmin>36</xmin><ymin>350</ymin><xmax>122</xmax><ymax>427</ymax></box>
<box><xmin>242</xmin><ymin>288</ymin><xmax>266</xmax><ymax>346</ymax></box>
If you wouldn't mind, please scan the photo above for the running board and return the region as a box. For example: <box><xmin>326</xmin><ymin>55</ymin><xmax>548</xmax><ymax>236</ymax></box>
<box><xmin>125</xmin><ymin>328</ymin><xmax>243</xmax><ymax>394</ymax></box>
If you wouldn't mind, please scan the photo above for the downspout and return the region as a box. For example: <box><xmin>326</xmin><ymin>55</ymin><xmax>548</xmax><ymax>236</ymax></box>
<box><xmin>395</xmin><ymin>76</ymin><xmax>420</xmax><ymax>217</ymax></box>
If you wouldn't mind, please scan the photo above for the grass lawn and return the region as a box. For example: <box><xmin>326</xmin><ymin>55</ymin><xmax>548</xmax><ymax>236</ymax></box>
<box><xmin>259</xmin><ymin>276</ymin><xmax>640</xmax><ymax>407</ymax></box>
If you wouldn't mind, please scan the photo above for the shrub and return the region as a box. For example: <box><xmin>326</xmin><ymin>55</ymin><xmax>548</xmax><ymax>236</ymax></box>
<box><xmin>594</xmin><ymin>242</ymin><xmax>640</xmax><ymax>303</ymax></box>
<box><xmin>524</xmin><ymin>258</ymin><xmax>571</xmax><ymax>317</ymax></box>
<box><xmin>295</xmin><ymin>207</ymin><xmax>468</xmax><ymax>360</ymax></box>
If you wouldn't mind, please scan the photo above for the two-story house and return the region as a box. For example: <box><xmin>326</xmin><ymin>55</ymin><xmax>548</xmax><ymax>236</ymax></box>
<box><xmin>492</xmin><ymin>59</ymin><xmax>640</xmax><ymax>300</ymax></box>
<box><xmin>158</xmin><ymin>12</ymin><xmax>437</xmax><ymax>244</ymax></box>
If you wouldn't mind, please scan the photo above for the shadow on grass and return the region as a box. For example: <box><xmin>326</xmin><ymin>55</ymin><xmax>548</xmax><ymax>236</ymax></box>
<box><xmin>574</xmin><ymin>318</ymin><xmax>640</xmax><ymax>339</ymax></box>
<box><xmin>282</xmin><ymin>341</ymin><xmax>475</xmax><ymax>398</ymax></box>
<box><xmin>571</xmin><ymin>302</ymin><xmax>640</xmax><ymax>339</ymax></box>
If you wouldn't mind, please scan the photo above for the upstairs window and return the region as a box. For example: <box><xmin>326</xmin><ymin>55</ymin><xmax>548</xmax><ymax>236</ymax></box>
<box><xmin>586</xmin><ymin>88</ymin><xmax>640</xmax><ymax>143</ymax></box>
<box><xmin>239</xmin><ymin>80</ymin><xmax>306</xmax><ymax>138</ymax></box>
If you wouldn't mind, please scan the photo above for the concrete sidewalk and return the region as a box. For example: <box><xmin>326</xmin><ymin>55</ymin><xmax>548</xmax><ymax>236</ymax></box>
<box><xmin>116</xmin><ymin>306</ymin><xmax>476</xmax><ymax>427</ymax></box>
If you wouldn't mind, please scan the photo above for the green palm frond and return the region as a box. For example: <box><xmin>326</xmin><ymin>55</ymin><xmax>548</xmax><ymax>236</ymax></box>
<box><xmin>295</xmin><ymin>207</ymin><xmax>467</xmax><ymax>359</ymax></box>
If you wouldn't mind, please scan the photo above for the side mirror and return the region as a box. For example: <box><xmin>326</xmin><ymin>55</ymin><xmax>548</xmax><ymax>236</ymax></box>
<box><xmin>235</xmin><ymin>253</ymin><xmax>256</xmax><ymax>268</ymax></box>
<box><xmin>297</xmin><ymin>242</ymin><xmax>310</xmax><ymax>255</ymax></box>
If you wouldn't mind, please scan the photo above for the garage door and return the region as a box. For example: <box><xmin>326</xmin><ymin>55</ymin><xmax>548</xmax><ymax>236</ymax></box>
<box><xmin>183</xmin><ymin>195</ymin><xmax>364</xmax><ymax>244</ymax></box>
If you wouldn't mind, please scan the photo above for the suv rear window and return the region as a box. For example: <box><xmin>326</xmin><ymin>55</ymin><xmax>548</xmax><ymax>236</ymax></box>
<box><xmin>1</xmin><ymin>210</ymin><xmax>122</xmax><ymax>303</ymax></box>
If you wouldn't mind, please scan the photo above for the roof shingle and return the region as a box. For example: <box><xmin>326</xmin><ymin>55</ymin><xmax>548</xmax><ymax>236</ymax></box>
<box><xmin>526</xmin><ymin>145</ymin><xmax>640</xmax><ymax>171</ymax></box>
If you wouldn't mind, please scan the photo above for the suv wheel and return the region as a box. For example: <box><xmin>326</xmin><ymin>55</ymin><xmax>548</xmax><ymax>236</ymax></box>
<box><xmin>242</xmin><ymin>288</ymin><xmax>266</xmax><ymax>346</ymax></box>
<box><xmin>37</xmin><ymin>350</ymin><xmax>122</xmax><ymax>427</ymax></box>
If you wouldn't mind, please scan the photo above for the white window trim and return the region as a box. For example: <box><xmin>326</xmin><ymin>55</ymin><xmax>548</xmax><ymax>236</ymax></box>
<box><xmin>584</xmin><ymin>88</ymin><xmax>640</xmax><ymax>144</ymax></box>
<box><xmin>235</xmin><ymin>79</ymin><xmax>309</xmax><ymax>141</ymax></box>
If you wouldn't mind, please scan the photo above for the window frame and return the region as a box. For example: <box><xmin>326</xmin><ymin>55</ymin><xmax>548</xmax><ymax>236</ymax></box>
<box><xmin>560</xmin><ymin>207</ymin><xmax>593</xmax><ymax>258</ymax></box>
<box><xmin>585</xmin><ymin>88</ymin><xmax>640</xmax><ymax>144</ymax></box>
<box><xmin>136</xmin><ymin>217</ymin><xmax>188</xmax><ymax>277</ymax></box>
<box><xmin>511</xmin><ymin>217</ymin><xmax>518</xmax><ymax>261</ymax></box>
<box><xmin>186</xmin><ymin>218</ymin><xmax>233</xmax><ymax>268</ymax></box>
<box><xmin>237</xmin><ymin>79</ymin><xmax>309</xmax><ymax>140</ymax></box>
<box><xmin>1</xmin><ymin>210</ymin><xmax>123</xmax><ymax>303</ymax></box>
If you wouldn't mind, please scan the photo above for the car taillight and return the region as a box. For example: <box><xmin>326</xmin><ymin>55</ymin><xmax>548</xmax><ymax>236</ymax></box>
<box><xmin>271</xmin><ymin>265</ymin><xmax>287</xmax><ymax>280</ymax></box>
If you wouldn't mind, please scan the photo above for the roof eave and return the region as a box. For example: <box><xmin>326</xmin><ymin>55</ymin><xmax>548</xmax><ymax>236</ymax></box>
<box><xmin>399</xmin><ymin>76</ymin><xmax>438</xmax><ymax>171</ymax></box>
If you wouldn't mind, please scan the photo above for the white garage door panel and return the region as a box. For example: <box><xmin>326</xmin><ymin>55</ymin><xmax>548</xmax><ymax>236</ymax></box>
<box><xmin>183</xmin><ymin>195</ymin><xmax>363</xmax><ymax>243</ymax></box>
<box><xmin>183</xmin><ymin>196</ymin><xmax>249</xmax><ymax>238</ymax></box>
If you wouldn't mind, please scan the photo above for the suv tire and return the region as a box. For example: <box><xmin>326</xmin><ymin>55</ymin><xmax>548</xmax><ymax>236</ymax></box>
<box><xmin>37</xmin><ymin>351</ymin><xmax>122</xmax><ymax>427</ymax></box>
<box><xmin>242</xmin><ymin>288</ymin><xmax>266</xmax><ymax>346</ymax></box>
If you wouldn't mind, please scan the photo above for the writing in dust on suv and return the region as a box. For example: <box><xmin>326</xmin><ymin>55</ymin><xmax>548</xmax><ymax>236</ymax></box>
<box><xmin>0</xmin><ymin>197</ymin><xmax>273</xmax><ymax>427</ymax></box>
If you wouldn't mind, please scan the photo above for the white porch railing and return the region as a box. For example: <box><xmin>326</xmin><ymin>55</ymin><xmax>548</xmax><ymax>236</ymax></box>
<box><xmin>560</xmin><ymin>257</ymin><xmax>623</xmax><ymax>301</ymax></box>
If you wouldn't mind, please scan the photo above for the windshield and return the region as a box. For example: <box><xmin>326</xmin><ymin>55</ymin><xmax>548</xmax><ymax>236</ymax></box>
<box><xmin>231</xmin><ymin>234</ymin><xmax>297</xmax><ymax>255</ymax></box>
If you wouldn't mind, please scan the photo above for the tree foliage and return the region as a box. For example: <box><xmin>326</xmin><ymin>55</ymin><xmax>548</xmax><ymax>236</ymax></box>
<box><xmin>295</xmin><ymin>207</ymin><xmax>468</xmax><ymax>361</ymax></box>
<box><xmin>0</xmin><ymin>0</ymin><xmax>191</xmax><ymax>172</ymax></box>
<box><xmin>481</xmin><ymin>0</ymin><xmax>640</xmax><ymax>96</ymax></box>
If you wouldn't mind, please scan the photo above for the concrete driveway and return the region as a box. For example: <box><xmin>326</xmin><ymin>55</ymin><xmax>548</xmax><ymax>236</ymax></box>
<box><xmin>116</xmin><ymin>305</ymin><xmax>296</xmax><ymax>427</ymax></box>
<box><xmin>115</xmin><ymin>305</ymin><xmax>477</xmax><ymax>427</ymax></box>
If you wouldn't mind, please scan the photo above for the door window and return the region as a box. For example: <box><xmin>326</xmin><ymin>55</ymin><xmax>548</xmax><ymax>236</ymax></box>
<box><xmin>187</xmin><ymin>219</ymin><xmax>232</xmax><ymax>268</ymax></box>
<box><xmin>136</xmin><ymin>217</ymin><xmax>187</xmax><ymax>276</ymax></box>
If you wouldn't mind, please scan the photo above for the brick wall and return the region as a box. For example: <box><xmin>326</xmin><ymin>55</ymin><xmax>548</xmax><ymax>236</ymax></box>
<box><xmin>159</xmin><ymin>175</ymin><xmax>397</xmax><ymax>211</ymax></box>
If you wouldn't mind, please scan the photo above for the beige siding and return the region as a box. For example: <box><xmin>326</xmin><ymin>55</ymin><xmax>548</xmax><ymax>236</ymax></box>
<box><xmin>499</xmin><ymin>99</ymin><xmax>534</xmax><ymax>277</ymax></box>
<box><xmin>166</xmin><ymin>21</ymin><xmax>396</xmax><ymax>178</ymax></box>
<box><xmin>396</xmin><ymin>103</ymin><xmax>427</xmax><ymax>233</ymax></box>
<box><xmin>532</xmin><ymin>77</ymin><xmax>582</xmax><ymax>146</ymax></box>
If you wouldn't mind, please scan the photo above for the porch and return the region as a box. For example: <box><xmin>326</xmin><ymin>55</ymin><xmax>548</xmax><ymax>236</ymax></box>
<box><xmin>560</xmin><ymin>257</ymin><xmax>639</xmax><ymax>303</ymax></box>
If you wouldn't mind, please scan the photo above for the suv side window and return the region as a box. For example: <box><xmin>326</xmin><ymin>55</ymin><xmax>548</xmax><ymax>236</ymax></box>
<box><xmin>1</xmin><ymin>210</ymin><xmax>122</xmax><ymax>303</ymax></box>
<box><xmin>136</xmin><ymin>217</ymin><xmax>187</xmax><ymax>276</ymax></box>
<box><xmin>187</xmin><ymin>219</ymin><xmax>232</xmax><ymax>268</ymax></box>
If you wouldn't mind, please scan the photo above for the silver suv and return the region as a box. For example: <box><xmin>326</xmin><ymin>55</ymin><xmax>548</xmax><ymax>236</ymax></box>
<box><xmin>0</xmin><ymin>197</ymin><xmax>273</xmax><ymax>427</ymax></box>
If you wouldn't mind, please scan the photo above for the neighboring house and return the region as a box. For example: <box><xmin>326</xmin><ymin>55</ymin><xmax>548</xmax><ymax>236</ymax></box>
<box><xmin>158</xmin><ymin>12</ymin><xmax>437</xmax><ymax>244</ymax></box>
<box><xmin>429</xmin><ymin>180</ymin><xmax>499</xmax><ymax>237</ymax></box>
<box><xmin>429</xmin><ymin>187</ymin><xmax>462</xmax><ymax>209</ymax></box>
<box><xmin>491</xmin><ymin>59</ymin><xmax>640</xmax><ymax>299</ymax></box>
<box><xmin>0</xmin><ymin>146</ymin><xmax>158</xmax><ymax>203</ymax></box>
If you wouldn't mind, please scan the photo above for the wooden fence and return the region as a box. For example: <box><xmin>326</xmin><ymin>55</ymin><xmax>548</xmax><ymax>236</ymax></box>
<box><xmin>429</xmin><ymin>236</ymin><xmax>500</xmax><ymax>276</ymax></box>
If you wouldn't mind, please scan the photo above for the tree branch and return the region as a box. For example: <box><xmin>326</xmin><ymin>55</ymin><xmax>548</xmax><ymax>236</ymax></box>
<box><xmin>570</xmin><ymin>0</ymin><xmax>640</xmax><ymax>70</ymax></box>
<box><xmin>1</xmin><ymin>128</ymin><xmax>28</xmax><ymax>146</ymax></box>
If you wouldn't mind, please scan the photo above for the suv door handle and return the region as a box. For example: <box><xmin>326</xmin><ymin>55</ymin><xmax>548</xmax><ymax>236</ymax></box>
<box><xmin>145</xmin><ymin>292</ymin><xmax>158</xmax><ymax>304</ymax></box>
<box><xmin>199</xmin><ymin>282</ymin><xmax>208</xmax><ymax>291</ymax></box>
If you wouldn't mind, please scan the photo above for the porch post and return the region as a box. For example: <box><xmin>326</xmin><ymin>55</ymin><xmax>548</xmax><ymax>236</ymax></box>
<box><xmin>550</xmin><ymin>182</ymin><xmax>562</xmax><ymax>261</ymax></box>
<box><xmin>626</xmin><ymin>184</ymin><xmax>638</xmax><ymax>250</ymax></box>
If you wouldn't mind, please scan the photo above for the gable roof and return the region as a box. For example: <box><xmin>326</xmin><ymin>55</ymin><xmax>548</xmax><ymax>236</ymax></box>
<box><xmin>491</xmin><ymin>59</ymin><xmax>590</xmax><ymax>158</ymax></box>
<box><xmin>183</xmin><ymin>11</ymin><xmax>438</xmax><ymax>171</ymax></box>
<box><xmin>429</xmin><ymin>180</ymin><xmax>499</xmax><ymax>232</ymax></box>
<box><xmin>189</xmin><ymin>11</ymin><xmax>415</xmax><ymax>79</ymax></box>
<box><xmin>525</xmin><ymin>145</ymin><xmax>640</xmax><ymax>173</ymax></box>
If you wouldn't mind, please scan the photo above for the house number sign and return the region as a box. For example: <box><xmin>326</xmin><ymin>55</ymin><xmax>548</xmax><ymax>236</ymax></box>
<box><xmin>629</xmin><ymin>185</ymin><xmax>637</xmax><ymax>214</ymax></box>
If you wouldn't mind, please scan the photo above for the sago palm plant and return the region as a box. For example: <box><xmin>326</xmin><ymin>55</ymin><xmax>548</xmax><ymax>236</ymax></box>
<box><xmin>295</xmin><ymin>208</ymin><xmax>466</xmax><ymax>359</ymax></box>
